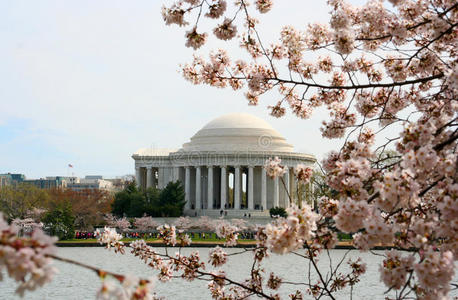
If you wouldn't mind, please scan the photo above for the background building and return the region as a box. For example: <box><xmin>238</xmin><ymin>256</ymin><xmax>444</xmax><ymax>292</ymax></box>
<box><xmin>67</xmin><ymin>175</ymin><xmax>114</xmax><ymax>192</ymax></box>
<box><xmin>0</xmin><ymin>173</ymin><xmax>25</xmax><ymax>188</ymax></box>
<box><xmin>23</xmin><ymin>177</ymin><xmax>67</xmax><ymax>189</ymax></box>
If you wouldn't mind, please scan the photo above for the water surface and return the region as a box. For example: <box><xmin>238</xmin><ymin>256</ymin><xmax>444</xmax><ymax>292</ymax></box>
<box><xmin>0</xmin><ymin>247</ymin><xmax>456</xmax><ymax>299</ymax></box>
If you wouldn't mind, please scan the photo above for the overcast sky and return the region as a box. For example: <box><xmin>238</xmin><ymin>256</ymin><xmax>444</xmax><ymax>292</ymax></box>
<box><xmin>0</xmin><ymin>0</ymin><xmax>369</xmax><ymax>179</ymax></box>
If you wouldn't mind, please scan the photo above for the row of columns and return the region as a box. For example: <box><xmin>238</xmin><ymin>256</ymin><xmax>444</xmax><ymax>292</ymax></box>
<box><xmin>146</xmin><ymin>167</ymin><xmax>157</xmax><ymax>188</ymax></box>
<box><xmin>137</xmin><ymin>165</ymin><xmax>293</xmax><ymax>211</ymax></box>
<box><xmin>184</xmin><ymin>165</ymin><xmax>282</xmax><ymax>211</ymax></box>
<box><xmin>136</xmin><ymin>166</ymin><xmax>174</xmax><ymax>190</ymax></box>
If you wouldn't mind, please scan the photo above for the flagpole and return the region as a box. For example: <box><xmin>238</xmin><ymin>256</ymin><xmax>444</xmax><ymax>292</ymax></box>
<box><xmin>67</xmin><ymin>164</ymin><xmax>74</xmax><ymax>178</ymax></box>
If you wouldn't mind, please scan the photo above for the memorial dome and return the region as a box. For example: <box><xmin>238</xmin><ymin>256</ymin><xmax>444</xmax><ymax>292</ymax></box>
<box><xmin>180</xmin><ymin>113</ymin><xmax>294</xmax><ymax>152</ymax></box>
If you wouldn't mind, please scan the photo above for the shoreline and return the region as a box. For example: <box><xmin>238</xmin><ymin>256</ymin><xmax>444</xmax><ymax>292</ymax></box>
<box><xmin>56</xmin><ymin>240</ymin><xmax>399</xmax><ymax>250</ymax></box>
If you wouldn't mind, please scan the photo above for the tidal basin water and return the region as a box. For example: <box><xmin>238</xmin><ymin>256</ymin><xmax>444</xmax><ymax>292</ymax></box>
<box><xmin>1</xmin><ymin>247</ymin><xmax>457</xmax><ymax>300</ymax></box>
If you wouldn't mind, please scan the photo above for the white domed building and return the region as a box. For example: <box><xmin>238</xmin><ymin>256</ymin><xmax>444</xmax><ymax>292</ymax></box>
<box><xmin>132</xmin><ymin>113</ymin><xmax>315</xmax><ymax>217</ymax></box>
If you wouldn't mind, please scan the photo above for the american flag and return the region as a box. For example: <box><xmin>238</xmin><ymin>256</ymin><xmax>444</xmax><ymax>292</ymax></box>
<box><xmin>68</xmin><ymin>164</ymin><xmax>73</xmax><ymax>168</ymax></box>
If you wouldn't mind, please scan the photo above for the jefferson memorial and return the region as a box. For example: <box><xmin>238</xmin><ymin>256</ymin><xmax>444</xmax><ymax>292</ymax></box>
<box><xmin>133</xmin><ymin>113</ymin><xmax>315</xmax><ymax>217</ymax></box>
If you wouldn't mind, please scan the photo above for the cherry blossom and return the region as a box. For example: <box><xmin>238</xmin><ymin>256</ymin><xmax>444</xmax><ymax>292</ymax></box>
<box><xmin>215</xmin><ymin>221</ymin><xmax>238</xmax><ymax>246</ymax></box>
<box><xmin>255</xmin><ymin>0</ymin><xmax>273</xmax><ymax>14</ymax></box>
<box><xmin>173</xmin><ymin>216</ymin><xmax>193</xmax><ymax>230</ymax></box>
<box><xmin>414</xmin><ymin>248</ymin><xmax>455</xmax><ymax>297</ymax></box>
<box><xmin>185</xmin><ymin>27</ymin><xmax>208</xmax><ymax>50</ymax></box>
<box><xmin>0</xmin><ymin>213</ymin><xmax>57</xmax><ymax>297</ymax></box>
<box><xmin>208</xmin><ymin>246</ymin><xmax>228</xmax><ymax>267</ymax></box>
<box><xmin>213</xmin><ymin>18</ymin><xmax>237</xmax><ymax>41</ymax></box>
<box><xmin>95</xmin><ymin>227</ymin><xmax>125</xmax><ymax>253</ymax></box>
<box><xmin>156</xmin><ymin>224</ymin><xmax>177</xmax><ymax>246</ymax></box>
<box><xmin>265</xmin><ymin>204</ymin><xmax>318</xmax><ymax>254</ymax></box>
<box><xmin>294</xmin><ymin>164</ymin><xmax>313</xmax><ymax>183</ymax></box>
<box><xmin>264</xmin><ymin>157</ymin><xmax>287</xmax><ymax>179</ymax></box>
<box><xmin>104</xmin><ymin>214</ymin><xmax>131</xmax><ymax>233</ymax></box>
<box><xmin>205</xmin><ymin>0</ymin><xmax>227</xmax><ymax>19</ymax></box>
<box><xmin>333</xmin><ymin>199</ymin><xmax>369</xmax><ymax>233</ymax></box>
<box><xmin>134</xmin><ymin>216</ymin><xmax>158</xmax><ymax>232</ymax></box>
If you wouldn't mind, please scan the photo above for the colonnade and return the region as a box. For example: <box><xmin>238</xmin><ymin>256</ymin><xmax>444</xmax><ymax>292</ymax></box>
<box><xmin>136</xmin><ymin>164</ymin><xmax>295</xmax><ymax>212</ymax></box>
<box><xmin>136</xmin><ymin>167</ymin><xmax>159</xmax><ymax>190</ymax></box>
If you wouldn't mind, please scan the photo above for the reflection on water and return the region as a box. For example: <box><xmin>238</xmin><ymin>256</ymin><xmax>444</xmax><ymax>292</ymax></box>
<box><xmin>0</xmin><ymin>247</ymin><xmax>456</xmax><ymax>300</ymax></box>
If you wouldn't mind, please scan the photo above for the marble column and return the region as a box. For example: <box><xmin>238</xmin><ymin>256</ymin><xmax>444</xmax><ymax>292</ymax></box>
<box><xmin>274</xmin><ymin>176</ymin><xmax>280</xmax><ymax>207</ymax></box>
<box><xmin>185</xmin><ymin>167</ymin><xmax>191</xmax><ymax>210</ymax></box>
<box><xmin>157</xmin><ymin>168</ymin><xmax>163</xmax><ymax>189</ymax></box>
<box><xmin>146</xmin><ymin>167</ymin><xmax>153</xmax><ymax>188</ymax></box>
<box><xmin>284</xmin><ymin>170</ymin><xmax>290</xmax><ymax>207</ymax></box>
<box><xmin>234</xmin><ymin>166</ymin><xmax>241</xmax><ymax>210</ymax></box>
<box><xmin>207</xmin><ymin>166</ymin><xmax>213</xmax><ymax>210</ymax></box>
<box><xmin>173</xmin><ymin>167</ymin><xmax>179</xmax><ymax>182</ymax></box>
<box><xmin>261</xmin><ymin>168</ymin><xmax>267</xmax><ymax>210</ymax></box>
<box><xmin>196</xmin><ymin>166</ymin><xmax>201</xmax><ymax>211</ymax></box>
<box><xmin>135</xmin><ymin>167</ymin><xmax>141</xmax><ymax>188</ymax></box>
<box><xmin>220</xmin><ymin>166</ymin><xmax>227</xmax><ymax>210</ymax></box>
<box><xmin>248</xmin><ymin>166</ymin><xmax>254</xmax><ymax>210</ymax></box>
<box><xmin>290</xmin><ymin>168</ymin><xmax>296</xmax><ymax>206</ymax></box>
<box><xmin>152</xmin><ymin>168</ymin><xmax>157</xmax><ymax>189</ymax></box>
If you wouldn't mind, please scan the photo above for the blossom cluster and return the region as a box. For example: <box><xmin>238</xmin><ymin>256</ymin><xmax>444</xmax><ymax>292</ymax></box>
<box><xmin>156</xmin><ymin>224</ymin><xmax>177</xmax><ymax>246</ymax></box>
<box><xmin>95</xmin><ymin>227</ymin><xmax>125</xmax><ymax>253</ymax></box>
<box><xmin>104</xmin><ymin>214</ymin><xmax>131</xmax><ymax>232</ymax></box>
<box><xmin>264</xmin><ymin>157</ymin><xmax>287</xmax><ymax>179</ymax></box>
<box><xmin>293</xmin><ymin>164</ymin><xmax>313</xmax><ymax>183</ymax></box>
<box><xmin>208</xmin><ymin>246</ymin><xmax>228</xmax><ymax>267</ymax></box>
<box><xmin>215</xmin><ymin>221</ymin><xmax>239</xmax><ymax>246</ymax></box>
<box><xmin>96</xmin><ymin>275</ymin><xmax>157</xmax><ymax>300</ymax></box>
<box><xmin>414</xmin><ymin>248</ymin><xmax>455</xmax><ymax>298</ymax></box>
<box><xmin>133</xmin><ymin>216</ymin><xmax>158</xmax><ymax>232</ymax></box>
<box><xmin>0</xmin><ymin>213</ymin><xmax>57</xmax><ymax>297</ymax></box>
<box><xmin>265</xmin><ymin>205</ymin><xmax>318</xmax><ymax>254</ymax></box>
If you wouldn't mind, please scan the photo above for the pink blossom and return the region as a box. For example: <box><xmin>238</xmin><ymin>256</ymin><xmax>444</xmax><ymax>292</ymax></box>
<box><xmin>374</xmin><ymin>168</ymin><xmax>420</xmax><ymax>211</ymax></box>
<box><xmin>333</xmin><ymin>199</ymin><xmax>369</xmax><ymax>233</ymax></box>
<box><xmin>157</xmin><ymin>224</ymin><xmax>177</xmax><ymax>246</ymax></box>
<box><xmin>213</xmin><ymin>18</ymin><xmax>237</xmax><ymax>41</ymax></box>
<box><xmin>333</xmin><ymin>28</ymin><xmax>355</xmax><ymax>54</ymax></box>
<box><xmin>96</xmin><ymin>227</ymin><xmax>125</xmax><ymax>253</ymax></box>
<box><xmin>215</xmin><ymin>221</ymin><xmax>238</xmax><ymax>246</ymax></box>
<box><xmin>414</xmin><ymin>248</ymin><xmax>455</xmax><ymax>294</ymax></box>
<box><xmin>353</xmin><ymin>213</ymin><xmax>395</xmax><ymax>251</ymax></box>
<box><xmin>267</xmin><ymin>272</ymin><xmax>282</xmax><ymax>290</ymax></box>
<box><xmin>255</xmin><ymin>0</ymin><xmax>273</xmax><ymax>14</ymax></box>
<box><xmin>183</xmin><ymin>0</ymin><xmax>200</xmax><ymax>5</ymax></box>
<box><xmin>205</xmin><ymin>0</ymin><xmax>226</xmax><ymax>19</ymax></box>
<box><xmin>208</xmin><ymin>246</ymin><xmax>227</xmax><ymax>267</ymax></box>
<box><xmin>193</xmin><ymin>216</ymin><xmax>216</xmax><ymax>231</ymax></box>
<box><xmin>269</xmin><ymin>102</ymin><xmax>286</xmax><ymax>118</ymax></box>
<box><xmin>318</xmin><ymin>197</ymin><xmax>339</xmax><ymax>218</ymax></box>
<box><xmin>379</xmin><ymin>250</ymin><xmax>414</xmax><ymax>290</ymax></box>
<box><xmin>0</xmin><ymin>214</ymin><xmax>57</xmax><ymax>297</ymax></box>
<box><xmin>134</xmin><ymin>216</ymin><xmax>158</xmax><ymax>232</ymax></box>
<box><xmin>185</xmin><ymin>27</ymin><xmax>208</xmax><ymax>50</ymax></box>
<box><xmin>173</xmin><ymin>216</ymin><xmax>193</xmax><ymax>230</ymax></box>
<box><xmin>161</xmin><ymin>5</ymin><xmax>188</xmax><ymax>27</ymax></box>
<box><xmin>265</xmin><ymin>205</ymin><xmax>318</xmax><ymax>254</ymax></box>
<box><xmin>294</xmin><ymin>164</ymin><xmax>313</xmax><ymax>183</ymax></box>
<box><xmin>264</xmin><ymin>157</ymin><xmax>287</xmax><ymax>179</ymax></box>
<box><xmin>104</xmin><ymin>214</ymin><xmax>130</xmax><ymax>232</ymax></box>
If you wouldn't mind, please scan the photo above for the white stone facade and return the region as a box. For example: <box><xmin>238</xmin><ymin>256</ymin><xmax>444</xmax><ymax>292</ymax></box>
<box><xmin>67</xmin><ymin>179</ymin><xmax>114</xmax><ymax>192</ymax></box>
<box><xmin>132</xmin><ymin>113</ymin><xmax>315</xmax><ymax>217</ymax></box>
